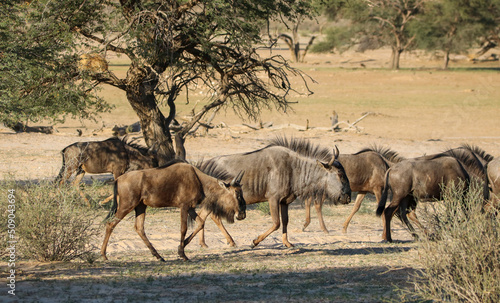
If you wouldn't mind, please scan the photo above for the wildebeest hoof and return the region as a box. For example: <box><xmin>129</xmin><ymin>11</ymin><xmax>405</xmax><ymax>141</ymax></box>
<box><xmin>380</xmin><ymin>239</ymin><xmax>392</xmax><ymax>243</ymax></box>
<box><xmin>159</xmin><ymin>257</ymin><xmax>166</xmax><ymax>262</ymax></box>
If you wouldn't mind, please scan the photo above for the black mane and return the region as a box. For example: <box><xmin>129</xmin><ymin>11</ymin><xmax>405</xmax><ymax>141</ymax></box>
<box><xmin>195</xmin><ymin>159</ymin><xmax>234</xmax><ymax>181</ymax></box>
<box><xmin>460</xmin><ymin>144</ymin><xmax>494</xmax><ymax>162</ymax></box>
<box><xmin>266</xmin><ymin>135</ymin><xmax>332</xmax><ymax>161</ymax></box>
<box><xmin>355</xmin><ymin>145</ymin><xmax>406</xmax><ymax>163</ymax></box>
<box><xmin>120</xmin><ymin>136</ymin><xmax>150</xmax><ymax>155</ymax></box>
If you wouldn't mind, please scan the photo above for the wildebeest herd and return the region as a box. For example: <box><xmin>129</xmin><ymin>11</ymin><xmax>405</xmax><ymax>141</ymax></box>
<box><xmin>56</xmin><ymin>136</ymin><xmax>500</xmax><ymax>261</ymax></box>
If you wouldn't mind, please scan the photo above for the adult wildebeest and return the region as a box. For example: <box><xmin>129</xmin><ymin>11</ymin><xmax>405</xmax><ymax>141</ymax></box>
<box><xmin>55</xmin><ymin>137</ymin><xmax>157</xmax><ymax>184</ymax></box>
<box><xmin>101</xmin><ymin>160</ymin><xmax>246</xmax><ymax>261</ymax></box>
<box><xmin>338</xmin><ymin>147</ymin><xmax>406</xmax><ymax>233</ymax></box>
<box><xmin>55</xmin><ymin>137</ymin><xmax>157</xmax><ymax>204</ymax></box>
<box><xmin>301</xmin><ymin>146</ymin><xmax>404</xmax><ymax>233</ymax></box>
<box><xmin>376</xmin><ymin>155</ymin><xmax>470</xmax><ymax>242</ymax></box>
<box><xmin>197</xmin><ymin>138</ymin><xmax>351</xmax><ymax>248</ymax></box>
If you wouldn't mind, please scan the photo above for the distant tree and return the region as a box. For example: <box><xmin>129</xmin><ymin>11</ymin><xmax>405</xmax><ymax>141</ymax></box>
<box><xmin>1</xmin><ymin>0</ymin><xmax>315</xmax><ymax>163</ymax></box>
<box><xmin>466</xmin><ymin>0</ymin><xmax>500</xmax><ymax>59</ymax></box>
<box><xmin>272</xmin><ymin>17</ymin><xmax>317</xmax><ymax>63</ymax></box>
<box><xmin>316</xmin><ymin>0</ymin><xmax>424</xmax><ymax>69</ymax></box>
<box><xmin>411</xmin><ymin>0</ymin><xmax>483</xmax><ymax>69</ymax></box>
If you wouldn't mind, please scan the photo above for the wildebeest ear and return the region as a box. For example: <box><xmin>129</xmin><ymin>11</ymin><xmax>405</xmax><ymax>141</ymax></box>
<box><xmin>317</xmin><ymin>160</ymin><xmax>330</xmax><ymax>170</ymax></box>
<box><xmin>218</xmin><ymin>180</ymin><xmax>230</xmax><ymax>189</ymax></box>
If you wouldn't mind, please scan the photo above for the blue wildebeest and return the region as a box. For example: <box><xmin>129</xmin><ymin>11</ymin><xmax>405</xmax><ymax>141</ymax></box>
<box><xmin>197</xmin><ymin>138</ymin><xmax>351</xmax><ymax>248</ymax></box>
<box><xmin>375</xmin><ymin>155</ymin><xmax>470</xmax><ymax>242</ymax></box>
<box><xmin>257</xmin><ymin>138</ymin><xmax>400</xmax><ymax>234</ymax></box>
<box><xmin>101</xmin><ymin>160</ymin><xmax>246</xmax><ymax>261</ymax></box>
<box><xmin>298</xmin><ymin>145</ymin><xmax>404</xmax><ymax>234</ymax></box>
<box><xmin>55</xmin><ymin>137</ymin><xmax>158</xmax><ymax>204</ymax></box>
<box><xmin>338</xmin><ymin>147</ymin><xmax>406</xmax><ymax>233</ymax></box>
<box><xmin>55</xmin><ymin>137</ymin><xmax>158</xmax><ymax>184</ymax></box>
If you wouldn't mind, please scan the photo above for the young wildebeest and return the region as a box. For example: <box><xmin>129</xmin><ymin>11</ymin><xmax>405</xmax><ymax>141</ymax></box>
<box><xmin>55</xmin><ymin>137</ymin><xmax>157</xmax><ymax>204</ymax></box>
<box><xmin>375</xmin><ymin>155</ymin><xmax>470</xmax><ymax>242</ymax></box>
<box><xmin>301</xmin><ymin>146</ymin><xmax>404</xmax><ymax>234</ymax></box>
<box><xmin>197</xmin><ymin>139</ymin><xmax>351</xmax><ymax>248</ymax></box>
<box><xmin>100</xmin><ymin>161</ymin><xmax>246</xmax><ymax>261</ymax></box>
<box><xmin>338</xmin><ymin>147</ymin><xmax>405</xmax><ymax>233</ymax></box>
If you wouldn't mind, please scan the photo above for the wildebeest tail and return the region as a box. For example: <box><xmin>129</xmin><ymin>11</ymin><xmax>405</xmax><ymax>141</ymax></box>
<box><xmin>54</xmin><ymin>149</ymin><xmax>67</xmax><ymax>184</ymax></box>
<box><xmin>376</xmin><ymin>170</ymin><xmax>391</xmax><ymax>217</ymax></box>
<box><xmin>483</xmin><ymin>162</ymin><xmax>491</xmax><ymax>202</ymax></box>
<box><xmin>105</xmin><ymin>181</ymin><xmax>119</xmax><ymax>221</ymax></box>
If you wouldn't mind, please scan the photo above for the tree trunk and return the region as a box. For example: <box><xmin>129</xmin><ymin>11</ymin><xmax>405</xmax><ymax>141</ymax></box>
<box><xmin>443</xmin><ymin>50</ymin><xmax>450</xmax><ymax>70</ymax></box>
<box><xmin>125</xmin><ymin>63</ymin><xmax>175</xmax><ymax>165</ymax></box>
<box><xmin>391</xmin><ymin>47</ymin><xmax>402</xmax><ymax>70</ymax></box>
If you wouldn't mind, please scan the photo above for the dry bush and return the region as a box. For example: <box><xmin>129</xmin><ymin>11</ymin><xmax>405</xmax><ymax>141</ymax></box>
<box><xmin>403</xmin><ymin>183</ymin><xmax>500</xmax><ymax>303</ymax></box>
<box><xmin>16</xmin><ymin>181</ymin><xmax>101</xmax><ymax>262</ymax></box>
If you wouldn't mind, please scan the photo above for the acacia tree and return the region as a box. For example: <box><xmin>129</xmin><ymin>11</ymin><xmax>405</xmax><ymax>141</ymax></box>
<box><xmin>1</xmin><ymin>0</ymin><xmax>314</xmax><ymax>163</ymax></box>
<box><xmin>0</xmin><ymin>0</ymin><xmax>112</xmax><ymax>130</ymax></box>
<box><xmin>318</xmin><ymin>0</ymin><xmax>423</xmax><ymax>69</ymax></box>
<box><xmin>411</xmin><ymin>0</ymin><xmax>483</xmax><ymax>69</ymax></box>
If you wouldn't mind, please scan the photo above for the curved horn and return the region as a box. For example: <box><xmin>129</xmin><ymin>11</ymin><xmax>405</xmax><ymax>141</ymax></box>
<box><xmin>231</xmin><ymin>171</ymin><xmax>245</xmax><ymax>186</ymax></box>
<box><xmin>328</xmin><ymin>146</ymin><xmax>340</xmax><ymax>166</ymax></box>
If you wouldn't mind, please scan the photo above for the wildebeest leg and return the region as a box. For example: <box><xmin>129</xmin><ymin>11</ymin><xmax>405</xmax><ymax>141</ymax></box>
<box><xmin>72</xmin><ymin>167</ymin><xmax>85</xmax><ymax>186</ymax></box>
<box><xmin>71</xmin><ymin>167</ymin><xmax>91</xmax><ymax>206</ymax></box>
<box><xmin>381</xmin><ymin>197</ymin><xmax>402</xmax><ymax>243</ymax></box>
<box><xmin>100</xmin><ymin>172</ymin><xmax>122</xmax><ymax>205</ymax></box>
<box><xmin>100</xmin><ymin>194</ymin><xmax>114</xmax><ymax>205</ymax></box>
<box><xmin>198</xmin><ymin>213</ymin><xmax>236</xmax><ymax>248</ymax></box>
<box><xmin>398</xmin><ymin>196</ymin><xmax>418</xmax><ymax>240</ymax></box>
<box><xmin>302</xmin><ymin>197</ymin><xmax>313</xmax><ymax>232</ymax></box>
<box><xmin>209</xmin><ymin>214</ymin><xmax>236</xmax><ymax>247</ymax></box>
<box><xmin>342</xmin><ymin>192</ymin><xmax>367</xmax><ymax>233</ymax></box>
<box><xmin>251</xmin><ymin>199</ymin><xmax>281</xmax><ymax>248</ymax></box>
<box><xmin>134</xmin><ymin>203</ymin><xmax>165</xmax><ymax>262</ymax></box>
<box><xmin>407</xmin><ymin>210</ymin><xmax>426</xmax><ymax>235</ymax></box>
<box><xmin>281</xmin><ymin>203</ymin><xmax>294</xmax><ymax>248</ymax></box>
<box><xmin>184</xmin><ymin>208</ymin><xmax>212</xmax><ymax>247</ymax></box>
<box><xmin>178</xmin><ymin>206</ymin><xmax>191</xmax><ymax>261</ymax></box>
<box><xmin>314</xmin><ymin>198</ymin><xmax>329</xmax><ymax>234</ymax></box>
<box><xmin>101</xmin><ymin>206</ymin><xmax>132</xmax><ymax>260</ymax></box>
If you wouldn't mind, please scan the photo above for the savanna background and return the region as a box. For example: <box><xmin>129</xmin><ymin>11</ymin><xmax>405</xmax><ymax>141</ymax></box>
<box><xmin>1</xmin><ymin>0</ymin><xmax>500</xmax><ymax>302</ymax></box>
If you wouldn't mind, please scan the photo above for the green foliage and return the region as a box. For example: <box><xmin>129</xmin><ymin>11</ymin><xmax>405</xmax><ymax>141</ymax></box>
<box><xmin>0</xmin><ymin>1</ymin><xmax>112</xmax><ymax>128</ymax></box>
<box><xmin>402</xmin><ymin>183</ymin><xmax>500</xmax><ymax>303</ymax></box>
<box><xmin>12</xmin><ymin>181</ymin><xmax>101</xmax><ymax>262</ymax></box>
<box><xmin>255</xmin><ymin>201</ymin><xmax>271</xmax><ymax>216</ymax></box>
<box><xmin>316</xmin><ymin>0</ymin><xmax>424</xmax><ymax>68</ymax></box>
<box><xmin>409</xmin><ymin>0</ymin><xmax>496</xmax><ymax>68</ymax></box>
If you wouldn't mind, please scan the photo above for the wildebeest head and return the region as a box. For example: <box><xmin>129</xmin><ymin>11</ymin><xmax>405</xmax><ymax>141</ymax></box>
<box><xmin>316</xmin><ymin>146</ymin><xmax>351</xmax><ymax>204</ymax></box>
<box><xmin>216</xmin><ymin>171</ymin><xmax>246</xmax><ymax>221</ymax></box>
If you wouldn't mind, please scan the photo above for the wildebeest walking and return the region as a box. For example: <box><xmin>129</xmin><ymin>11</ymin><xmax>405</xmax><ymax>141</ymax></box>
<box><xmin>375</xmin><ymin>155</ymin><xmax>470</xmax><ymax>242</ymax></box>
<box><xmin>55</xmin><ymin>137</ymin><xmax>157</xmax><ymax>204</ymax></box>
<box><xmin>301</xmin><ymin>146</ymin><xmax>404</xmax><ymax>233</ymax></box>
<box><xmin>100</xmin><ymin>160</ymin><xmax>246</xmax><ymax>261</ymax></box>
<box><xmin>197</xmin><ymin>138</ymin><xmax>351</xmax><ymax>248</ymax></box>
